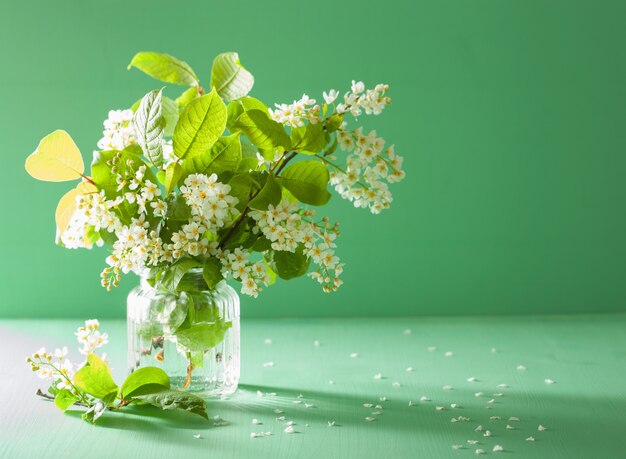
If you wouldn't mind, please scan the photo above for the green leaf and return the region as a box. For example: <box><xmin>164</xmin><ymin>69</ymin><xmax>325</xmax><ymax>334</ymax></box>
<box><xmin>266</xmin><ymin>246</ymin><xmax>310</xmax><ymax>280</ymax></box>
<box><xmin>173</xmin><ymin>88</ymin><xmax>227</xmax><ymax>159</ymax></box>
<box><xmin>133</xmin><ymin>89</ymin><xmax>165</xmax><ymax>168</ymax></box>
<box><xmin>237</xmin><ymin>139</ymin><xmax>260</xmax><ymax>172</ymax></box>
<box><xmin>164</xmin><ymin>162</ymin><xmax>182</xmax><ymax>196</ymax></box>
<box><xmin>290</xmin><ymin>122</ymin><xmax>327</xmax><ymax>153</ymax></box>
<box><xmin>228</xmin><ymin>173</ymin><xmax>261</xmax><ymax>212</ymax></box>
<box><xmin>325</xmin><ymin>113</ymin><xmax>344</xmax><ymax>133</ymax></box>
<box><xmin>73</xmin><ymin>354</ymin><xmax>118</xmax><ymax>400</ymax></box>
<box><xmin>128</xmin><ymin>52</ymin><xmax>199</xmax><ymax>87</ymax></box>
<box><xmin>82</xmin><ymin>401</ymin><xmax>106</xmax><ymax>424</ymax></box>
<box><xmin>162</xmin><ymin>96</ymin><xmax>179</xmax><ymax>137</ymax></box>
<box><xmin>265</xmin><ymin>263</ymin><xmax>277</xmax><ymax>285</ymax></box>
<box><xmin>249</xmin><ymin>173</ymin><xmax>282</xmax><ymax>210</ymax></box>
<box><xmin>130</xmin><ymin>98</ymin><xmax>141</xmax><ymax>112</ymax></box>
<box><xmin>279</xmin><ymin>160</ymin><xmax>331</xmax><ymax>206</ymax></box>
<box><xmin>134</xmin><ymin>390</ymin><xmax>208</xmax><ymax>419</ymax></box>
<box><xmin>165</xmin><ymin>195</ymin><xmax>192</xmax><ymax>221</ymax></box>
<box><xmin>203</xmin><ymin>258</ymin><xmax>224</xmax><ymax>290</ymax></box>
<box><xmin>54</xmin><ymin>389</ymin><xmax>78</xmax><ymax>411</ymax></box>
<box><xmin>160</xmin><ymin>258</ymin><xmax>203</xmax><ymax>291</ymax></box>
<box><xmin>120</xmin><ymin>367</ymin><xmax>170</xmax><ymax>400</ymax></box>
<box><xmin>99</xmin><ymin>229</ymin><xmax>117</xmax><ymax>246</ymax></box>
<box><xmin>176</xmin><ymin>321</ymin><xmax>232</xmax><ymax>352</ymax></box>
<box><xmin>251</xmin><ymin>236</ymin><xmax>272</xmax><ymax>252</ymax></box>
<box><xmin>324</xmin><ymin>135</ymin><xmax>338</xmax><ymax>156</ymax></box>
<box><xmin>232</xmin><ymin>109</ymin><xmax>291</xmax><ymax>150</ymax></box>
<box><xmin>176</xmin><ymin>87</ymin><xmax>198</xmax><ymax>112</ymax></box>
<box><xmin>227</xmin><ymin>97</ymin><xmax>268</xmax><ymax>130</ymax></box>
<box><xmin>162</xmin><ymin>296</ymin><xmax>190</xmax><ymax>334</ymax></box>
<box><xmin>181</xmin><ymin>134</ymin><xmax>241</xmax><ymax>178</ymax></box>
<box><xmin>206</xmin><ymin>134</ymin><xmax>242</xmax><ymax>175</ymax></box>
<box><xmin>210</xmin><ymin>52</ymin><xmax>254</xmax><ymax>101</ymax></box>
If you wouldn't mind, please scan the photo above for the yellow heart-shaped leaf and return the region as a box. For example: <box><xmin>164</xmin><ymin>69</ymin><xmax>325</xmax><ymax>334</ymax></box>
<box><xmin>25</xmin><ymin>130</ymin><xmax>84</xmax><ymax>182</ymax></box>
<box><xmin>55</xmin><ymin>181</ymin><xmax>97</xmax><ymax>236</ymax></box>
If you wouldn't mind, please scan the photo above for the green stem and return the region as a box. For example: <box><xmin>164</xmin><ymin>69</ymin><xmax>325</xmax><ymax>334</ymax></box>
<box><xmin>273</xmin><ymin>151</ymin><xmax>296</xmax><ymax>175</ymax></box>
<box><xmin>41</xmin><ymin>361</ymin><xmax>91</xmax><ymax>406</ymax></box>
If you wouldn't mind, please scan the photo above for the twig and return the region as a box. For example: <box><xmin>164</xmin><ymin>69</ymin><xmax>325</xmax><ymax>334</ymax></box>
<box><xmin>36</xmin><ymin>389</ymin><xmax>90</xmax><ymax>408</ymax></box>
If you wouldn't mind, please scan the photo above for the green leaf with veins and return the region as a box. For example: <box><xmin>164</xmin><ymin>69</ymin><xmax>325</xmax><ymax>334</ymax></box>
<box><xmin>290</xmin><ymin>122</ymin><xmax>327</xmax><ymax>153</ymax></box>
<box><xmin>325</xmin><ymin>113</ymin><xmax>344</xmax><ymax>133</ymax></box>
<box><xmin>265</xmin><ymin>245</ymin><xmax>310</xmax><ymax>280</ymax></box>
<box><xmin>181</xmin><ymin>134</ymin><xmax>241</xmax><ymax>179</ymax></box>
<box><xmin>166</xmin><ymin>195</ymin><xmax>192</xmax><ymax>221</ymax></box>
<box><xmin>120</xmin><ymin>367</ymin><xmax>170</xmax><ymax>400</ymax></box>
<box><xmin>228</xmin><ymin>173</ymin><xmax>261</xmax><ymax>212</ymax></box>
<box><xmin>160</xmin><ymin>258</ymin><xmax>203</xmax><ymax>292</ymax></box>
<box><xmin>227</xmin><ymin>97</ymin><xmax>268</xmax><ymax>130</ymax></box>
<box><xmin>164</xmin><ymin>161</ymin><xmax>182</xmax><ymax>196</ymax></box>
<box><xmin>176</xmin><ymin>321</ymin><xmax>232</xmax><ymax>353</ymax></box>
<box><xmin>232</xmin><ymin>109</ymin><xmax>291</xmax><ymax>150</ymax></box>
<box><xmin>133</xmin><ymin>390</ymin><xmax>208</xmax><ymax>419</ymax></box>
<box><xmin>73</xmin><ymin>354</ymin><xmax>118</xmax><ymax>400</ymax></box>
<box><xmin>237</xmin><ymin>139</ymin><xmax>260</xmax><ymax>172</ymax></box>
<box><xmin>173</xmin><ymin>88</ymin><xmax>227</xmax><ymax>159</ymax></box>
<box><xmin>176</xmin><ymin>87</ymin><xmax>198</xmax><ymax>112</ymax></box>
<box><xmin>54</xmin><ymin>389</ymin><xmax>78</xmax><ymax>411</ymax></box>
<box><xmin>279</xmin><ymin>160</ymin><xmax>331</xmax><ymax>206</ymax></box>
<box><xmin>203</xmin><ymin>258</ymin><xmax>224</xmax><ymax>290</ymax></box>
<box><xmin>210</xmin><ymin>52</ymin><xmax>254</xmax><ymax>101</ymax></box>
<box><xmin>162</xmin><ymin>95</ymin><xmax>179</xmax><ymax>137</ymax></box>
<box><xmin>128</xmin><ymin>52</ymin><xmax>199</xmax><ymax>87</ymax></box>
<box><xmin>248</xmin><ymin>173</ymin><xmax>282</xmax><ymax>210</ymax></box>
<box><xmin>133</xmin><ymin>89</ymin><xmax>165</xmax><ymax>168</ymax></box>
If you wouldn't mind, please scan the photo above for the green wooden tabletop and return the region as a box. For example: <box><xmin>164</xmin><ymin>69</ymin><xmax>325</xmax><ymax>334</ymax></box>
<box><xmin>1</xmin><ymin>314</ymin><xmax>625</xmax><ymax>458</ymax></box>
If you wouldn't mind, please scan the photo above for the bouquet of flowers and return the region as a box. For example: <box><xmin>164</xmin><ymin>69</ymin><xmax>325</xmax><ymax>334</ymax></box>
<box><xmin>25</xmin><ymin>51</ymin><xmax>405</xmax><ymax>298</ymax></box>
<box><xmin>25</xmin><ymin>50</ymin><xmax>406</xmax><ymax>405</ymax></box>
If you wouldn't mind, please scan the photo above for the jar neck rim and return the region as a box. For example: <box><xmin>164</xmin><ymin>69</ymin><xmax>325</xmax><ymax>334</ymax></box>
<box><xmin>140</xmin><ymin>267</ymin><xmax>224</xmax><ymax>292</ymax></box>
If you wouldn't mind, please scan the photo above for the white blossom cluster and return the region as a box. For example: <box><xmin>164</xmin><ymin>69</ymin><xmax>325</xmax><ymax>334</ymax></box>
<box><xmin>60</xmin><ymin>190</ymin><xmax>122</xmax><ymax>249</ymax></box>
<box><xmin>333</xmin><ymin>81</ymin><xmax>392</xmax><ymax>117</ymax></box>
<box><xmin>123</xmin><ymin>164</ymin><xmax>165</xmax><ymax>216</ymax></box>
<box><xmin>179</xmin><ymin>173</ymin><xmax>239</xmax><ymax>234</ymax></box>
<box><xmin>26</xmin><ymin>347</ymin><xmax>74</xmax><ymax>389</ymax></box>
<box><xmin>26</xmin><ymin>319</ymin><xmax>108</xmax><ymax>392</ymax></box>
<box><xmin>331</xmin><ymin>127</ymin><xmax>405</xmax><ymax>214</ymax></box>
<box><xmin>268</xmin><ymin>94</ymin><xmax>320</xmax><ymax>127</ymax></box>
<box><xmin>250</xmin><ymin>201</ymin><xmax>343</xmax><ymax>292</ymax></box>
<box><xmin>96</xmin><ymin>109</ymin><xmax>137</xmax><ymax>151</ymax></box>
<box><xmin>219</xmin><ymin>248</ymin><xmax>270</xmax><ymax>297</ymax></box>
<box><xmin>75</xmin><ymin>319</ymin><xmax>109</xmax><ymax>355</ymax></box>
<box><xmin>104</xmin><ymin>215</ymin><xmax>165</xmax><ymax>282</ymax></box>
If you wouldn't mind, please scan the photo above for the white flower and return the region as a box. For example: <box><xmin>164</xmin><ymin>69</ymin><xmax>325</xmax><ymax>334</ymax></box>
<box><xmin>97</xmin><ymin>109</ymin><xmax>136</xmax><ymax>151</ymax></box>
<box><xmin>323</xmin><ymin>89</ymin><xmax>339</xmax><ymax>104</ymax></box>
<box><xmin>351</xmin><ymin>80</ymin><xmax>365</xmax><ymax>94</ymax></box>
<box><xmin>268</xmin><ymin>94</ymin><xmax>321</xmax><ymax>127</ymax></box>
<box><xmin>250</xmin><ymin>201</ymin><xmax>343</xmax><ymax>292</ymax></box>
<box><xmin>59</xmin><ymin>191</ymin><xmax>122</xmax><ymax>249</ymax></box>
<box><xmin>141</xmin><ymin>180</ymin><xmax>161</xmax><ymax>201</ymax></box>
<box><xmin>179</xmin><ymin>173</ymin><xmax>239</xmax><ymax>236</ymax></box>
<box><xmin>26</xmin><ymin>346</ymin><xmax>75</xmax><ymax>384</ymax></box>
<box><xmin>150</xmin><ymin>200</ymin><xmax>168</xmax><ymax>217</ymax></box>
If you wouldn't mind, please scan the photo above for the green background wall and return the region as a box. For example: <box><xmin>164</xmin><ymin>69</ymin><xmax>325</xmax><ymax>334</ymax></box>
<box><xmin>1</xmin><ymin>0</ymin><xmax>625</xmax><ymax>319</ymax></box>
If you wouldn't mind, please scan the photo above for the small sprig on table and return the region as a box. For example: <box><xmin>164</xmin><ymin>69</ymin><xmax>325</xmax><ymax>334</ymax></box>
<box><xmin>26</xmin><ymin>320</ymin><xmax>208</xmax><ymax>424</ymax></box>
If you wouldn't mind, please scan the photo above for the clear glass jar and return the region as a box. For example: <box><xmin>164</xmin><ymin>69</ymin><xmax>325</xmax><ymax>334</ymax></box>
<box><xmin>127</xmin><ymin>269</ymin><xmax>240</xmax><ymax>398</ymax></box>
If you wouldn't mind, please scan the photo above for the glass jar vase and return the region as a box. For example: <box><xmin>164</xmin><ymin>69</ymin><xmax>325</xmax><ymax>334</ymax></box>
<box><xmin>127</xmin><ymin>269</ymin><xmax>240</xmax><ymax>398</ymax></box>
